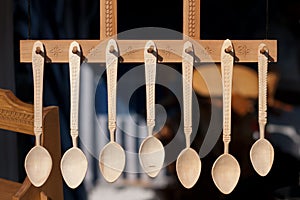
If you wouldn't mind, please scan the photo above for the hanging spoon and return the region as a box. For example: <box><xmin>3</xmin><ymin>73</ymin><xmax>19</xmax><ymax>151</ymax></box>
<box><xmin>250</xmin><ymin>44</ymin><xmax>274</xmax><ymax>176</ymax></box>
<box><xmin>176</xmin><ymin>41</ymin><xmax>201</xmax><ymax>189</ymax></box>
<box><xmin>139</xmin><ymin>41</ymin><xmax>165</xmax><ymax>178</ymax></box>
<box><xmin>99</xmin><ymin>39</ymin><xmax>126</xmax><ymax>182</ymax></box>
<box><xmin>24</xmin><ymin>41</ymin><xmax>53</xmax><ymax>187</ymax></box>
<box><xmin>211</xmin><ymin>39</ymin><xmax>240</xmax><ymax>194</ymax></box>
<box><xmin>60</xmin><ymin>41</ymin><xmax>88</xmax><ymax>189</ymax></box>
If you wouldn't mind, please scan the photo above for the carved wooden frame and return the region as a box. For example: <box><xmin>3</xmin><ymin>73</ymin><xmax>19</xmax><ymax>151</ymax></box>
<box><xmin>19</xmin><ymin>0</ymin><xmax>277</xmax><ymax>63</ymax></box>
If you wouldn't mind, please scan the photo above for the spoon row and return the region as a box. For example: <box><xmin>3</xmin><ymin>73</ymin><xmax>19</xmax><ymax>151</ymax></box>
<box><xmin>25</xmin><ymin>40</ymin><xmax>274</xmax><ymax>194</ymax></box>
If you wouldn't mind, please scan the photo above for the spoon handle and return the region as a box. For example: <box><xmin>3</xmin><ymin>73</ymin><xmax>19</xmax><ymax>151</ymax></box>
<box><xmin>144</xmin><ymin>41</ymin><xmax>157</xmax><ymax>136</ymax></box>
<box><xmin>32</xmin><ymin>41</ymin><xmax>44</xmax><ymax>146</ymax></box>
<box><xmin>258</xmin><ymin>44</ymin><xmax>268</xmax><ymax>138</ymax></box>
<box><xmin>106</xmin><ymin>39</ymin><xmax>119</xmax><ymax>142</ymax></box>
<box><xmin>69</xmin><ymin>41</ymin><xmax>81</xmax><ymax>147</ymax></box>
<box><xmin>221</xmin><ymin>39</ymin><xmax>234</xmax><ymax>154</ymax></box>
<box><xmin>182</xmin><ymin>41</ymin><xmax>194</xmax><ymax>148</ymax></box>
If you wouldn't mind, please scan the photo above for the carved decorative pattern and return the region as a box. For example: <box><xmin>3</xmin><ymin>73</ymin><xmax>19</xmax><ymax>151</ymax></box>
<box><xmin>123</xmin><ymin>46</ymin><xmax>138</xmax><ymax>56</ymax></box>
<box><xmin>105</xmin><ymin>0</ymin><xmax>114</xmax><ymax>37</ymax></box>
<box><xmin>0</xmin><ymin>109</ymin><xmax>34</xmax><ymax>125</ymax></box>
<box><xmin>236</xmin><ymin>45</ymin><xmax>251</xmax><ymax>57</ymax></box>
<box><xmin>50</xmin><ymin>46</ymin><xmax>63</xmax><ymax>57</ymax></box>
<box><xmin>161</xmin><ymin>46</ymin><xmax>176</xmax><ymax>57</ymax></box>
<box><xmin>204</xmin><ymin>46</ymin><xmax>214</xmax><ymax>54</ymax></box>
<box><xmin>188</xmin><ymin>0</ymin><xmax>196</xmax><ymax>37</ymax></box>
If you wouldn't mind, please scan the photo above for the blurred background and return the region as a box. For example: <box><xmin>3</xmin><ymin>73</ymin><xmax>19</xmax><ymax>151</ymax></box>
<box><xmin>0</xmin><ymin>0</ymin><xmax>300</xmax><ymax>199</ymax></box>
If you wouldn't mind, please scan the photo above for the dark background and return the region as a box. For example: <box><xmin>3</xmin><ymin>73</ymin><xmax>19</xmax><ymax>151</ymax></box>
<box><xmin>0</xmin><ymin>0</ymin><xmax>299</xmax><ymax>199</ymax></box>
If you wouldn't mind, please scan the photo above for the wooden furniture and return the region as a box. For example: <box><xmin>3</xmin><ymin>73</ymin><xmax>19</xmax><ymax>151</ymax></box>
<box><xmin>0</xmin><ymin>89</ymin><xmax>63</xmax><ymax>200</ymax></box>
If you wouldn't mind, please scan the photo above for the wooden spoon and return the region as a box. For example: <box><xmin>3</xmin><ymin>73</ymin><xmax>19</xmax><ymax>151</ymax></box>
<box><xmin>211</xmin><ymin>39</ymin><xmax>240</xmax><ymax>194</ymax></box>
<box><xmin>176</xmin><ymin>41</ymin><xmax>201</xmax><ymax>189</ymax></box>
<box><xmin>60</xmin><ymin>41</ymin><xmax>88</xmax><ymax>189</ymax></box>
<box><xmin>139</xmin><ymin>41</ymin><xmax>165</xmax><ymax>178</ymax></box>
<box><xmin>250</xmin><ymin>44</ymin><xmax>274</xmax><ymax>176</ymax></box>
<box><xmin>24</xmin><ymin>41</ymin><xmax>52</xmax><ymax>187</ymax></box>
<box><xmin>99</xmin><ymin>39</ymin><xmax>126</xmax><ymax>183</ymax></box>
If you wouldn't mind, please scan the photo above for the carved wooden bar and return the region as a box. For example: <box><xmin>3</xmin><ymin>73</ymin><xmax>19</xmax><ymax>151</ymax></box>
<box><xmin>20</xmin><ymin>39</ymin><xmax>277</xmax><ymax>63</ymax></box>
<box><xmin>19</xmin><ymin>0</ymin><xmax>277</xmax><ymax>64</ymax></box>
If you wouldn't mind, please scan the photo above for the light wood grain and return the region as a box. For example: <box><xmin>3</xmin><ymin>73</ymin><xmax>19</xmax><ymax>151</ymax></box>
<box><xmin>183</xmin><ymin>0</ymin><xmax>200</xmax><ymax>39</ymax></box>
<box><xmin>20</xmin><ymin>39</ymin><xmax>277</xmax><ymax>63</ymax></box>
<box><xmin>100</xmin><ymin>0</ymin><xmax>117</xmax><ymax>39</ymax></box>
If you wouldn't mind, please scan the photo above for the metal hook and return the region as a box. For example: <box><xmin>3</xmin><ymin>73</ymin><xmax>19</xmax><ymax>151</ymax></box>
<box><xmin>109</xmin><ymin>45</ymin><xmax>115</xmax><ymax>53</ymax></box>
<box><xmin>147</xmin><ymin>45</ymin><xmax>155</xmax><ymax>53</ymax></box>
<box><xmin>260</xmin><ymin>46</ymin><xmax>268</xmax><ymax>54</ymax></box>
<box><xmin>185</xmin><ymin>47</ymin><xmax>193</xmax><ymax>54</ymax></box>
<box><xmin>225</xmin><ymin>45</ymin><xmax>233</xmax><ymax>53</ymax></box>
<box><xmin>35</xmin><ymin>47</ymin><xmax>42</xmax><ymax>54</ymax></box>
<box><xmin>72</xmin><ymin>46</ymin><xmax>79</xmax><ymax>54</ymax></box>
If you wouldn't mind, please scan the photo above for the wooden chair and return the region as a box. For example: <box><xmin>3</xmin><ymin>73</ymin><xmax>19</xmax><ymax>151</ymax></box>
<box><xmin>0</xmin><ymin>89</ymin><xmax>63</xmax><ymax>200</ymax></box>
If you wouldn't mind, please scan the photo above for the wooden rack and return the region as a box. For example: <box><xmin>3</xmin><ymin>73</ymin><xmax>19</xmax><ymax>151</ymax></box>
<box><xmin>19</xmin><ymin>0</ymin><xmax>277</xmax><ymax>64</ymax></box>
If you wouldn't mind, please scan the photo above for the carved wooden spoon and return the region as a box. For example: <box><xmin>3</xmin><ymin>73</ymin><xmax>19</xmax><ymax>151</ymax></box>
<box><xmin>211</xmin><ymin>39</ymin><xmax>240</xmax><ymax>194</ymax></box>
<box><xmin>60</xmin><ymin>41</ymin><xmax>88</xmax><ymax>189</ymax></box>
<box><xmin>25</xmin><ymin>41</ymin><xmax>52</xmax><ymax>187</ymax></box>
<box><xmin>250</xmin><ymin>44</ymin><xmax>274</xmax><ymax>176</ymax></box>
<box><xmin>139</xmin><ymin>41</ymin><xmax>165</xmax><ymax>178</ymax></box>
<box><xmin>99</xmin><ymin>39</ymin><xmax>126</xmax><ymax>182</ymax></box>
<box><xmin>176</xmin><ymin>41</ymin><xmax>201</xmax><ymax>189</ymax></box>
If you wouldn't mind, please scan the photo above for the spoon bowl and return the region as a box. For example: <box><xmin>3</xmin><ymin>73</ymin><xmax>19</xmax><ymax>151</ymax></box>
<box><xmin>176</xmin><ymin>148</ymin><xmax>201</xmax><ymax>189</ymax></box>
<box><xmin>250</xmin><ymin>138</ymin><xmax>274</xmax><ymax>176</ymax></box>
<box><xmin>61</xmin><ymin>147</ymin><xmax>88</xmax><ymax>188</ymax></box>
<box><xmin>139</xmin><ymin>136</ymin><xmax>165</xmax><ymax>178</ymax></box>
<box><xmin>25</xmin><ymin>146</ymin><xmax>52</xmax><ymax>187</ymax></box>
<box><xmin>212</xmin><ymin>154</ymin><xmax>240</xmax><ymax>194</ymax></box>
<box><xmin>99</xmin><ymin>141</ymin><xmax>126</xmax><ymax>182</ymax></box>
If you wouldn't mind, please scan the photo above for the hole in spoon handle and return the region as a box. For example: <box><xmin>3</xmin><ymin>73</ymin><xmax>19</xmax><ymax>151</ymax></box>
<box><xmin>221</xmin><ymin>39</ymin><xmax>234</xmax><ymax>146</ymax></box>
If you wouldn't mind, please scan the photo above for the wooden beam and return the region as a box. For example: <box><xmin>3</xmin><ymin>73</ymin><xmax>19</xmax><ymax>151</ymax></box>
<box><xmin>183</xmin><ymin>0</ymin><xmax>201</xmax><ymax>39</ymax></box>
<box><xmin>100</xmin><ymin>0</ymin><xmax>117</xmax><ymax>39</ymax></box>
<box><xmin>20</xmin><ymin>39</ymin><xmax>277</xmax><ymax>63</ymax></box>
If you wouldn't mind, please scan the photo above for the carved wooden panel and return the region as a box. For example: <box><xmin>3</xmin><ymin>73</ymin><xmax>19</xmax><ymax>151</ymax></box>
<box><xmin>0</xmin><ymin>89</ymin><xmax>34</xmax><ymax>135</ymax></box>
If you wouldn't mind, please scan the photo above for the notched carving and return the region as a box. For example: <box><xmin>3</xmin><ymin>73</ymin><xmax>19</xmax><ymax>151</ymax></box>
<box><xmin>123</xmin><ymin>46</ymin><xmax>138</xmax><ymax>57</ymax></box>
<box><xmin>50</xmin><ymin>46</ymin><xmax>63</xmax><ymax>57</ymax></box>
<box><xmin>236</xmin><ymin>45</ymin><xmax>251</xmax><ymax>57</ymax></box>
<box><xmin>0</xmin><ymin>109</ymin><xmax>34</xmax><ymax>126</ymax></box>
<box><xmin>161</xmin><ymin>46</ymin><xmax>176</xmax><ymax>58</ymax></box>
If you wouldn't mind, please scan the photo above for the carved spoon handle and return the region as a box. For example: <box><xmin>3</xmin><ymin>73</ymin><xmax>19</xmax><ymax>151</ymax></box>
<box><xmin>221</xmin><ymin>39</ymin><xmax>234</xmax><ymax>154</ymax></box>
<box><xmin>32</xmin><ymin>41</ymin><xmax>44</xmax><ymax>146</ymax></box>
